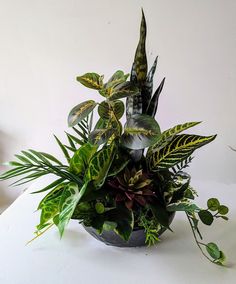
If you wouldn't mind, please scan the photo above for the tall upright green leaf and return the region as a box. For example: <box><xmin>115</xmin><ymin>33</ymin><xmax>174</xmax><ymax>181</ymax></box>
<box><xmin>68</xmin><ymin>100</ymin><xmax>97</xmax><ymax>127</ymax></box>
<box><xmin>149</xmin><ymin>134</ymin><xmax>216</xmax><ymax>171</ymax></box>
<box><xmin>121</xmin><ymin>114</ymin><xmax>161</xmax><ymax>150</ymax></box>
<box><xmin>76</xmin><ymin>73</ymin><xmax>103</xmax><ymax>90</ymax></box>
<box><xmin>146</xmin><ymin>78</ymin><xmax>165</xmax><ymax>117</ymax></box>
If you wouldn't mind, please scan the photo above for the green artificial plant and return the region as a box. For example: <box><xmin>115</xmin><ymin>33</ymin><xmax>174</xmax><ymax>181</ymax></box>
<box><xmin>0</xmin><ymin>10</ymin><xmax>229</xmax><ymax>265</ymax></box>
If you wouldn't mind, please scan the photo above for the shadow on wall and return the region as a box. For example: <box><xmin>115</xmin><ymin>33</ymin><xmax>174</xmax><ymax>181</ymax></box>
<box><xmin>0</xmin><ymin>130</ymin><xmax>16</xmax><ymax>212</ymax></box>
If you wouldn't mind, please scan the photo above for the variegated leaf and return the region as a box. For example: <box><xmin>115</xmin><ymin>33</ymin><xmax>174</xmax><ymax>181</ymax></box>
<box><xmin>88</xmin><ymin>142</ymin><xmax>116</xmax><ymax>188</ymax></box>
<box><xmin>121</xmin><ymin>114</ymin><xmax>161</xmax><ymax>150</ymax></box>
<box><xmin>146</xmin><ymin>77</ymin><xmax>165</xmax><ymax>117</ymax></box>
<box><xmin>68</xmin><ymin>100</ymin><xmax>97</xmax><ymax>127</ymax></box>
<box><xmin>133</xmin><ymin>9</ymin><xmax>147</xmax><ymax>84</ymax></box>
<box><xmin>109</xmin><ymin>81</ymin><xmax>139</xmax><ymax>101</ymax></box>
<box><xmin>148</xmin><ymin>121</ymin><xmax>201</xmax><ymax>155</ymax></box>
<box><xmin>69</xmin><ymin>143</ymin><xmax>98</xmax><ymax>175</ymax></box>
<box><xmin>142</xmin><ymin>56</ymin><xmax>158</xmax><ymax>113</ymax></box>
<box><xmin>89</xmin><ymin>128</ymin><xmax>115</xmax><ymax>146</ymax></box>
<box><xmin>98</xmin><ymin>100</ymin><xmax>124</xmax><ymax>120</ymax></box>
<box><xmin>37</xmin><ymin>183</ymin><xmax>66</xmax><ymax>229</ymax></box>
<box><xmin>106</xmin><ymin>70</ymin><xmax>129</xmax><ymax>89</ymax></box>
<box><xmin>76</xmin><ymin>73</ymin><xmax>103</xmax><ymax>90</ymax></box>
<box><xmin>57</xmin><ymin>182</ymin><xmax>88</xmax><ymax>236</ymax></box>
<box><xmin>149</xmin><ymin>134</ymin><xmax>216</xmax><ymax>171</ymax></box>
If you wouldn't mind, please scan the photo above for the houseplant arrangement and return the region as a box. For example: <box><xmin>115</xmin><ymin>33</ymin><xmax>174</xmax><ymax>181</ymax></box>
<box><xmin>0</xmin><ymin>11</ymin><xmax>229</xmax><ymax>265</ymax></box>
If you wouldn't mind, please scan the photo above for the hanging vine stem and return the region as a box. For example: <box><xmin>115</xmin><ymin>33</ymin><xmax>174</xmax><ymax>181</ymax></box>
<box><xmin>186</xmin><ymin>212</ymin><xmax>214</xmax><ymax>264</ymax></box>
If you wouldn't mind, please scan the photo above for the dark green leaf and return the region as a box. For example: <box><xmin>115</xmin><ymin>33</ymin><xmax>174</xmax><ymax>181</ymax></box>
<box><xmin>98</xmin><ymin>100</ymin><xmax>124</xmax><ymax>120</ymax></box>
<box><xmin>146</xmin><ymin>78</ymin><xmax>165</xmax><ymax>117</ymax></box>
<box><xmin>68</xmin><ymin>100</ymin><xmax>97</xmax><ymax>127</ymax></box>
<box><xmin>198</xmin><ymin>210</ymin><xmax>214</xmax><ymax>225</ymax></box>
<box><xmin>150</xmin><ymin>204</ymin><xmax>172</xmax><ymax>230</ymax></box>
<box><xmin>121</xmin><ymin>114</ymin><xmax>161</xmax><ymax>149</ymax></box>
<box><xmin>109</xmin><ymin>81</ymin><xmax>139</xmax><ymax>101</ymax></box>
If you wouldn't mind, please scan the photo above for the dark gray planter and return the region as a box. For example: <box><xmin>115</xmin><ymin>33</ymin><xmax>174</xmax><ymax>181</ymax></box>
<box><xmin>83</xmin><ymin>212</ymin><xmax>175</xmax><ymax>247</ymax></box>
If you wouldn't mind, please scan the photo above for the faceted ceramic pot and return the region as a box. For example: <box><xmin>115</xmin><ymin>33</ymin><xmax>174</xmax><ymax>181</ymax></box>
<box><xmin>83</xmin><ymin>212</ymin><xmax>175</xmax><ymax>247</ymax></box>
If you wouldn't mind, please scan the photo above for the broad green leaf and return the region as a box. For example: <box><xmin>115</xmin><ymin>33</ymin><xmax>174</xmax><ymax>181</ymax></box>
<box><xmin>76</xmin><ymin>73</ymin><xmax>103</xmax><ymax>90</ymax></box>
<box><xmin>37</xmin><ymin>184</ymin><xmax>66</xmax><ymax>228</ymax></box>
<box><xmin>149</xmin><ymin>134</ymin><xmax>216</xmax><ymax>171</ymax></box>
<box><xmin>206</xmin><ymin>242</ymin><xmax>221</xmax><ymax>260</ymax></box>
<box><xmin>121</xmin><ymin>114</ymin><xmax>161</xmax><ymax>150</ymax></box>
<box><xmin>89</xmin><ymin>128</ymin><xmax>114</xmax><ymax>146</ymax></box>
<box><xmin>218</xmin><ymin>205</ymin><xmax>229</xmax><ymax>215</ymax></box>
<box><xmin>108</xmin><ymin>151</ymin><xmax>130</xmax><ymax>177</ymax></box>
<box><xmin>98</xmin><ymin>100</ymin><xmax>124</xmax><ymax>120</ymax></box>
<box><xmin>106</xmin><ymin>70</ymin><xmax>129</xmax><ymax>89</ymax></box>
<box><xmin>167</xmin><ymin>202</ymin><xmax>200</xmax><ymax>212</ymax></box>
<box><xmin>68</xmin><ymin>100</ymin><xmax>97</xmax><ymax>127</ymax></box>
<box><xmin>146</xmin><ymin>78</ymin><xmax>165</xmax><ymax>117</ymax></box>
<box><xmin>216</xmin><ymin>251</ymin><xmax>226</xmax><ymax>265</ymax></box>
<box><xmin>150</xmin><ymin>203</ymin><xmax>172</xmax><ymax>230</ymax></box>
<box><xmin>57</xmin><ymin>182</ymin><xmax>88</xmax><ymax>236</ymax></box>
<box><xmin>109</xmin><ymin>81</ymin><xmax>139</xmax><ymax>101</ymax></box>
<box><xmin>198</xmin><ymin>210</ymin><xmax>214</xmax><ymax>225</ymax></box>
<box><xmin>207</xmin><ymin>198</ymin><xmax>220</xmax><ymax>211</ymax></box>
<box><xmin>69</xmin><ymin>143</ymin><xmax>97</xmax><ymax>175</ymax></box>
<box><xmin>133</xmin><ymin>9</ymin><xmax>147</xmax><ymax>84</ymax></box>
<box><xmin>88</xmin><ymin>142</ymin><xmax>116</xmax><ymax>188</ymax></box>
<box><xmin>148</xmin><ymin>122</ymin><xmax>201</xmax><ymax>156</ymax></box>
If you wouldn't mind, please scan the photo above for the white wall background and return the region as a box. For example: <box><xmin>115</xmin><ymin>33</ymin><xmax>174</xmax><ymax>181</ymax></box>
<box><xmin>0</xmin><ymin>0</ymin><xmax>235</xmax><ymax>211</ymax></box>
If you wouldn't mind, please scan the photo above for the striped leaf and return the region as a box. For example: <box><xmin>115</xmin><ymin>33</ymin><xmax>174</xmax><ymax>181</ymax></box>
<box><xmin>146</xmin><ymin>78</ymin><xmax>165</xmax><ymax>117</ymax></box>
<box><xmin>121</xmin><ymin>114</ymin><xmax>161</xmax><ymax>150</ymax></box>
<box><xmin>109</xmin><ymin>81</ymin><xmax>139</xmax><ymax>101</ymax></box>
<box><xmin>106</xmin><ymin>70</ymin><xmax>129</xmax><ymax>89</ymax></box>
<box><xmin>148</xmin><ymin>121</ymin><xmax>201</xmax><ymax>155</ymax></box>
<box><xmin>89</xmin><ymin>128</ymin><xmax>114</xmax><ymax>146</ymax></box>
<box><xmin>68</xmin><ymin>100</ymin><xmax>97</xmax><ymax>127</ymax></box>
<box><xmin>149</xmin><ymin>134</ymin><xmax>216</xmax><ymax>171</ymax></box>
<box><xmin>57</xmin><ymin>182</ymin><xmax>88</xmax><ymax>236</ymax></box>
<box><xmin>88</xmin><ymin>143</ymin><xmax>116</xmax><ymax>188</ymax></box>
<box><xmin>76</xmin><ymin>73</ymin><xmax>103</xmax><ymax>90</ymax></box>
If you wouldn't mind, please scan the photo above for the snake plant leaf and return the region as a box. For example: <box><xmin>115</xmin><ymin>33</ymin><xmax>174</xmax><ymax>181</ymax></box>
<box><xmin>57</xmin><ymin>182</ymin><xmax>88</xmax><ymax>236</ymax></box>
<box><xmin>68</xmin><ymin>100</ymin><xmax>97</xmax><ymax>127</ymax></box>
<box><xmin>106</xmin><ymin>70</ymin><xmax>129</xmax><ymax>89</ymax></box>
<box><xmin>88</xmin><ymin>142</ymin><xmax>116</xmax><ymax>188</ymax></box>
<box><xmin>146</xmin><ymin>77</ymin><xmax>165</xmax><ymax>117</ymax></box>
<box><xmin>37</xmin><ymin>183</ymin><xmax>66</xmax><ymax>229</ymax></box>
<box><xmin>133</xmin><ymin>9</ymin><xmax>147</xmax><ymax>85</ymax></box>
<box><xmin>121</xmin><ymin>114</ymin><xmax>161</xmax><ymax>150</ymax></box>
<box><xmin>98</xmin><ymin>100</ymin><xmax>124</xmax><ymax>120</ymax></box>
<box><xmin>142</xmin><ymin>56</ymin><xmax>158</xmax><ymax>113</ymax></box>
<box><xmin>147</xmin><ymin>121</ymin><xmax>201</xmax><ymax>155</ymax></box>
<box><xmin>108</xmin><ymin>81</ymin><xmax>139</xmax><ymax>101</ymax></box>
<box><xmin>76</xmin><ymin>73</ymin><xmax>103</xmax><ymax>90</ymax></box>
<box><xmin>69</xmin><ymin>143</ymin><xmax>98</xmax><ymax>175</ymax></box>
<box><xmin>149</xmin><ymin>134</ymin><xmax>217</xmax><ymax>171</ymax></box>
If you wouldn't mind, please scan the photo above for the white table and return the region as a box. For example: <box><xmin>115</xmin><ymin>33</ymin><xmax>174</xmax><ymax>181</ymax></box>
<box><xmin>0</xmin><ymin>178</ymin><xmax>236</xmax><ymax>284</ymax></box>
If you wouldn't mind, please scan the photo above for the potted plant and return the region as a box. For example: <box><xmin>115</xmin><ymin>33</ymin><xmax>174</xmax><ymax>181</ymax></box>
<box><xmin>0</xmin><ymin>11</ymin><xmax>229</xmax><ymax>265</ymax></box>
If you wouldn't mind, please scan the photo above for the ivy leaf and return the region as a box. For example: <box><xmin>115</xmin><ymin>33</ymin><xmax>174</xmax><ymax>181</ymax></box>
<box><xmin>207</xmin><ymin>198</ymin><xmax>220</xmax><ymax>211</ymax></box>
<box><xmin>206</xmin><ymin>242</ymin><xmax>221</xmax><ymax>260</ymax></box>
<box><xmin>198</xmin><ymin>210</ymin><xmax>214</xmax><ymax>225</ymax></box>
<box><xmin>68</xmin><ymin>100</ymin><xmax>97</xmax><ymax>127</ymax></box>
<box><xmin>76</xmin><ymin>73</ymin><xmax>103</xmax><ymax>90</ymax></box>
<box><xmin>121</xmin><ymin>114</ymin><xmax>161</xmax><ymax>150</ymax></box>
<box><xmin>109</xmin><ymin>82</ymin><xmax>139</xmax><ymax>101</ymax></box>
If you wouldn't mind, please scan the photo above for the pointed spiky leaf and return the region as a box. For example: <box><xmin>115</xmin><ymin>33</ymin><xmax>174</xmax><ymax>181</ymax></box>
<box><xmin>68</xmin><ymin>100</ymin><xmax>97</xmax><ymax>127</ymax></box>
<box><xmin>76</xmin><ymin>73</ymin><xmax>103</xmax><ymax>90</ymax></box>
<box><xmin>121</xmin><ymin>114</ymin><xmax>161</xmax><ymax>150</ymax></box>
<box><xmin>146</xmin><ymin>78</ymin><xmax>165</xmax><ymax>117</ymax></box>
<box><xmin>149</xmin><ymin>134</ymin><xmax>216</xmax><ymax>171</ymax></box>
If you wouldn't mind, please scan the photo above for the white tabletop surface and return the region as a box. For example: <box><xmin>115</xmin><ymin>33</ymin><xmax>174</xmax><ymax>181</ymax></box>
<box><xmin>0</xmin><ymin>178</ymin><xmax>235</xmax><ymax>284</ymax></box>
